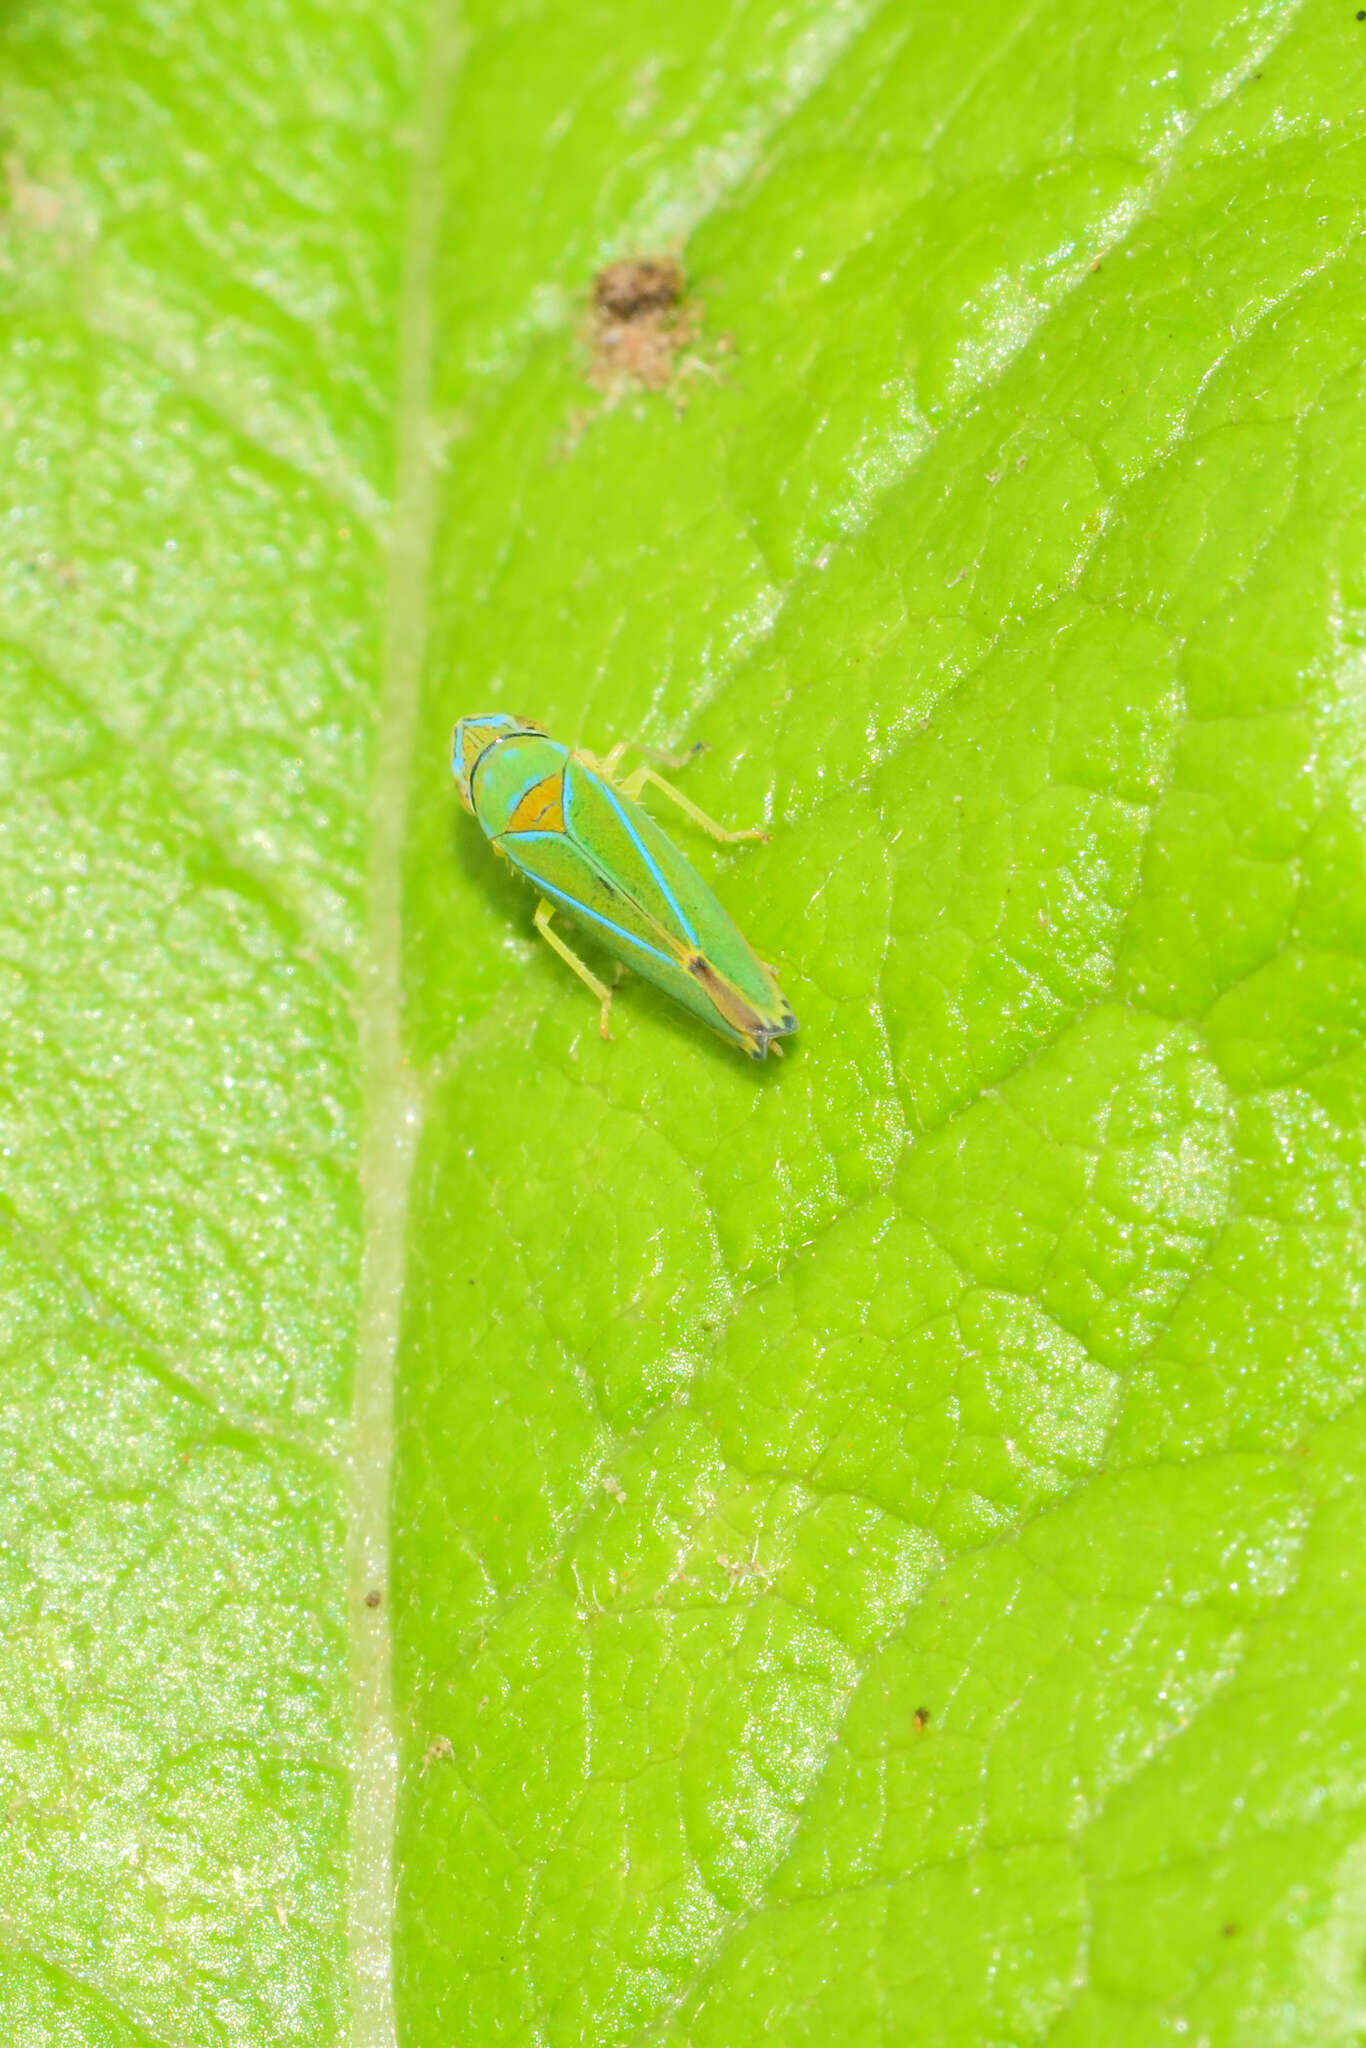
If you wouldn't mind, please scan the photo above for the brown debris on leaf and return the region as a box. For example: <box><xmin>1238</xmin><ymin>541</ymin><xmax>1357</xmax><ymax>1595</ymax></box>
<box><xmin>4</xmin><ymin>151</ymin><xmax>63</xmax><ymax>230</ymax></box>
<box><xmin>593</xmin><ymin>256</ymin><xmax>683</xmax><ymax>320</ymax></box>
<box><xmin>585</xmin><ymin>254</ymin><xmax>704</xmax><ymax>397</ymax></box>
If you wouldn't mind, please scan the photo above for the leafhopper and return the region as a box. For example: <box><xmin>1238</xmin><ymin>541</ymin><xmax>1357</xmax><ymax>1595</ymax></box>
<box><xmin>452</xmin><ymin>714</ymin><xmax>797</xmax><ymax>1060</ymax></box>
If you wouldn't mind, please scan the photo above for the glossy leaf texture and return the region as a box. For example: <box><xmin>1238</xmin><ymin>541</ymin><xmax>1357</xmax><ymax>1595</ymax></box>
<box><xmin>1</xmin><ymin>0</ymin><xmax>1364</xmax><ymax>2043</ymax></box>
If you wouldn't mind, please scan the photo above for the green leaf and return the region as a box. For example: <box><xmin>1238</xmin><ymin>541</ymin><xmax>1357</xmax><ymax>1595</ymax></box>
<box><xmin>3</xmin><ymin>0</ymin><xmax>1364</xmax><ymax>2044</ymax></box>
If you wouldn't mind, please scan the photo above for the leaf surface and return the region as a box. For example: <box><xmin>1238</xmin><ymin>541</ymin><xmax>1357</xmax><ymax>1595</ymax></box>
<box><xmin>1</xmin><ymin>0</ymin><xmax>1364</xmax><ymax>2044</ymax></box>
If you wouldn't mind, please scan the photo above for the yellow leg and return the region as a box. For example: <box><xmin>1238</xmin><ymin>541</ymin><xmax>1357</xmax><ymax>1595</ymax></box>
<box><xmin>534</xmin><ymin>899</ymin><xmax>615</xmax><ymax>1039</ymax></box>
<box><xmin>645</xmin><ymin>740</ymin><xmax>708</xmax><ymax>773</ymax></box>
<box><xmin>590</xmin><ymin>738</ymin><xmax>706</xmax><ymax>779</ymax></box>
<box><xmin>615</xmin><ymin>763</ymin><xmax>767</xmax><ymax>843</ymax></box>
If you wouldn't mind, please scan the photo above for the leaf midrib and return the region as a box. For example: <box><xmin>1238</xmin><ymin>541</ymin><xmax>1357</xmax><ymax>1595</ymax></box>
<box><xmin>346</xmin><ymin>12</ymin><xmax>466</xmax><ymax>2046</ymax></box>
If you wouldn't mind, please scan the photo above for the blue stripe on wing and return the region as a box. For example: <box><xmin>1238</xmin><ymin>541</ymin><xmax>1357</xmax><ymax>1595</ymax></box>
<box><xmin>509</xmin><ymin>832</ymin><xmax>678</xmax><ymax>968</ymax></box>
<box><xmin>565</xmin><ymin>765</ymin><xmax>699</xmax><ymax>948</ymax></box>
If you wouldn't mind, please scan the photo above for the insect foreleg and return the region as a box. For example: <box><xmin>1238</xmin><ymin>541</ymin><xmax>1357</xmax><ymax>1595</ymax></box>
<box><xmin>615</xmin><ymin>764</ymin><xmax>767</xmax><ymax>844</ymax></box>
<box><xmin>586</xmin><ymin>738</ymin><xmax>706</xmax><ymax>780</ymax></box>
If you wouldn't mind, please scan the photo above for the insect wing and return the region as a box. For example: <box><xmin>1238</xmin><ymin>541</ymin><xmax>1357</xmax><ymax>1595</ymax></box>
<box><xmin>561</xmin><ymin>758</ymin><xmax>785</xmax><ymax>1022</ymax></box>
<box><xmin>497</xmin><ymin>820</ymin><xmax>687</xmax><ymax>984</ymax></box>
<box><xmin>496</xmin><ymin>757</ymin><xmax>793</xmax><ymax>1051</ymax></box>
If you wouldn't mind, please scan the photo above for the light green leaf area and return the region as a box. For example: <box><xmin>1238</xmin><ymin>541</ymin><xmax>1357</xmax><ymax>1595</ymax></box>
<box><xmin>0</xmin><ymin>0</ymin><xmax>402</xmax><ymax>2041</ymax></box>
<box><xmin>1</xmin><ymin>0</ymin><xmax>1363</xmax><ymax>2043</ymax></box>
<box><xmin>399</xmin><ymin>1</ymin><xmax>1366</xmax><ymax>2043</ymax></box>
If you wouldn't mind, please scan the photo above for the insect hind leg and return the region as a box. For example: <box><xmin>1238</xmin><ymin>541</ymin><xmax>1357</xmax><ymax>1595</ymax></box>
<box><xmin>534</xmin><ymin>899</ymin><xmax>615</xmax><ymax>1040</ymax></box>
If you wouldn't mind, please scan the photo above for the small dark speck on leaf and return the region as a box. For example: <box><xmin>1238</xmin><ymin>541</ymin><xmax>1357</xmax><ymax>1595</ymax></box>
<box><xmin>913</xmin><ymin>1707</ymin><xmax>931</xmax><ymax>1730</ymax></box>
<box><xmin>1357</xmin><ymin>11</ymin><xmax>1364</xmax><ymax>21</ymax></box>
<box><xmin>364</xmin><ymin>1588</ymin><xmax>382</xmax><ymax>1608</ymax></box>
<box><xmin>581</xmin><ymin>253</ymin><xmax>707</xmax><ymax>400</ymax></box>
<box><xmin>1222</xmin><ymin>1922</ymin><xmax>1240</xmax><ymax>1937</ymax></box>
<box><xmin>594</xmin><ymin>256</ymin><xmax>683</xmax><ymax>319</ymax></box>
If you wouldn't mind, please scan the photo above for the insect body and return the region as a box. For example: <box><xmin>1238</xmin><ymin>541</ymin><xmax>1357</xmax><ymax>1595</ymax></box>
<box><xmin>452</xmin><ymin>713</ymin><xmax>797</xmax><ymax>1060</ymax></box>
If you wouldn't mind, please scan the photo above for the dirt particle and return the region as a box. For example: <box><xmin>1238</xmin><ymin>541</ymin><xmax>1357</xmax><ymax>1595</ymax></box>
<box><xmin>4</xmin><ymin>152</ymin><xmax>62</xmax><ymax>230</ymax></box>
<box><xmin>584</xmin><ymin>253</ymin><xmax>706</xmax><ymax>398</ymax></box>
<box><xmin>594</xmin><ymin>256</ymin><xmax>683</xmax><ymax>320</ymax></box>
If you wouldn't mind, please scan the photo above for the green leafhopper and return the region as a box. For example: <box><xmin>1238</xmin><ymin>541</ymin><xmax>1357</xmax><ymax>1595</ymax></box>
<box><xmin>452</xmin><ymin>714</ymin><xmax>798</xmax><ymax>1060</ymax></box>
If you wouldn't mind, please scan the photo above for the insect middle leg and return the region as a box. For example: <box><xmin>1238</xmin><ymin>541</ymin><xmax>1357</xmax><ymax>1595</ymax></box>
<box><xmin>534</xmin><ymin>899</ymin><xmax>615</xmax><ymax>1039</ymax></box>
<box><xmin>615</xmin><ymin>763</ymin><xmax>767</xmax><ymax>843</ymax></box>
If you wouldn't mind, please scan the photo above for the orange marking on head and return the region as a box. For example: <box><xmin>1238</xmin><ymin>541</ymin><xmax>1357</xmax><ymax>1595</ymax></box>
<box><xmin>506</xmin><ymin>770</ymin><xmax>567</xmax><ymax>835</ymax></box>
